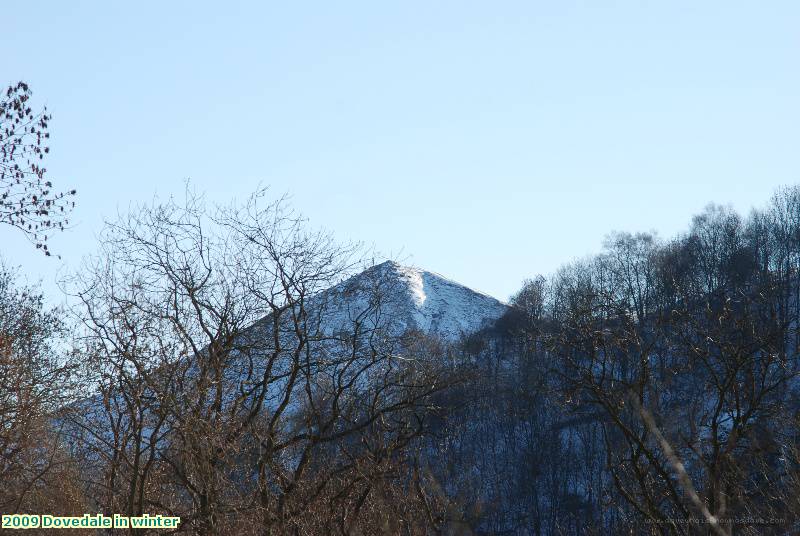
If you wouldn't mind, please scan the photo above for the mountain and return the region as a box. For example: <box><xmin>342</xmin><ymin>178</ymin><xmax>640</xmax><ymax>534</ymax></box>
<box><xmin>309</xmin><ymin>261</ymin><xmax>509</xmax><ymax>341</ymax></box>
<box><xmin>63</xmin><ymin>261</ymin><xmax>508</xmax><ymax>439</ymax></box>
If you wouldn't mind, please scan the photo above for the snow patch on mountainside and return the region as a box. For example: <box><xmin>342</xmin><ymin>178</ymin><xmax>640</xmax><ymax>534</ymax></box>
<box><xmin>398</xmin><ymin>265</ymin><xmax>427</xmax><ymax>308</ymax></box>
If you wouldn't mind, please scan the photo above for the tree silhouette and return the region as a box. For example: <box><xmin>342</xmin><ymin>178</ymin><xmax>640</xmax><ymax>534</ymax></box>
<box><xmin>0</xmin><ymin>82</ymin><xmax>75</xmax><ymax>255</ymax></box>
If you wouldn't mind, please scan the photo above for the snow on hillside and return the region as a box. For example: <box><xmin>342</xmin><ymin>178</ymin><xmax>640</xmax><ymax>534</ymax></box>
<box><xmin>309</xmin><ymin>261</ymin><xmax>508</xmax><ymax>341</ymax></box>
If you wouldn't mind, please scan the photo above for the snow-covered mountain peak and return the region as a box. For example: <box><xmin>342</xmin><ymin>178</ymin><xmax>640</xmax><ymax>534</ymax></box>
<box><xmin>312</xmin><ymin>261</ymin><xmax>508</xmax><ymax>341</ymax></box>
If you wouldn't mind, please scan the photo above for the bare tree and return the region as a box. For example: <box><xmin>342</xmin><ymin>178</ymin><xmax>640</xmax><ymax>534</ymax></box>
<box><xmin>0</xmin><ymin>81</ymin><xmax>76</xmax><ymax>255</ymax></box>
<box><xmin>67</xmin><ymin>189</ymin><xmax>456</xmax><ymax>535</ymax></box>
<box><xmin>0</xmin><ymin>264</ymin><xmax>82</xmax><ymax>516</ymax></box>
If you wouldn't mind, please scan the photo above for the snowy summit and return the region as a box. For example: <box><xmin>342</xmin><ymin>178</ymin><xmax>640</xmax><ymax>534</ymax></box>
<box><xmin>310</xmin><ymin>260</ymin><xmax>509</xmax><ymax>341</ymax></box>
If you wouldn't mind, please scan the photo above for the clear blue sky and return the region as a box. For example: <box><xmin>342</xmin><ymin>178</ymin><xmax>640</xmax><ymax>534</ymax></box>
<box><xmin>1</xmin><ymin>1</ymin><xmax>798</xmax><ymax>302</ymax></box>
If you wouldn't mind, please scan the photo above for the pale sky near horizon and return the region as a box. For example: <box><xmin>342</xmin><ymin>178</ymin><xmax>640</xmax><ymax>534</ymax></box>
<box><xmin>1</xmin><ymin>1</ymin><xmax>798</xmax><ymax>303</ymax></box>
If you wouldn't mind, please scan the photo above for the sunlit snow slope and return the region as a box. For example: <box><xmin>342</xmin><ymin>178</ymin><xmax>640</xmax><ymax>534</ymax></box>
<box><xmin>309</xmin><ymin>261</ymin><xmax>508</xmax><ymax>341</ymax></box>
